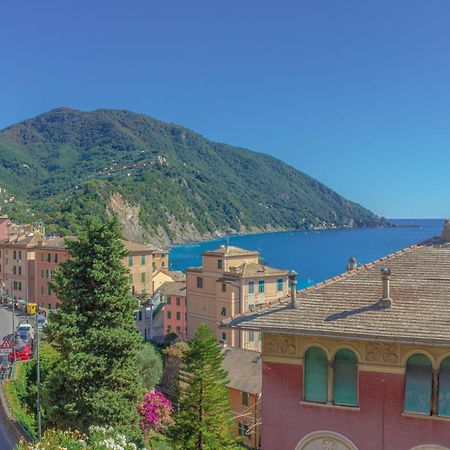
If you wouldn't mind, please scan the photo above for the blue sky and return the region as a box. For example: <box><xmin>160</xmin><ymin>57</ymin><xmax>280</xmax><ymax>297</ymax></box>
<box><xmin>1</xmin><ymin>0</ymin><xmax>449</xmax><ymax>218</ymax></box>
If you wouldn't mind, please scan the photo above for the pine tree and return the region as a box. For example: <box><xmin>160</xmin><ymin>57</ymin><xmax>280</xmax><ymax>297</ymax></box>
<box><xmin>170</xmin><ymin>324</ymin><xmax>240</xmax><ymax>450</ymax></box>
<box><xmin>43</xmin><ymin>218</ymin><xmax>143</xmax><ymax>436</ymax></box>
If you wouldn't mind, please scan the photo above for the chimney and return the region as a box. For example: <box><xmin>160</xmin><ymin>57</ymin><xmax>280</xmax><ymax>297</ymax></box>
<box><xmin>0</xmin><ymin>216</ymin><xmax>8</xmax><ymax>241</ymax></box>
<box><xmin>442</xmin><ymin>219</ymin><xmax>450</xmax><ymax>242</ymax></box>
<box><xmin>347</xmin><ymin>256</ymin><xmax>357</xmax><ymax>271</ymax></box>
<box><xmin>288</xmin><ymin>270</ymin><xmax>298</xmax><ymax>309</ymax></box>
<box><xmin>379</xmin><ymin>267</ymin><xmax>392</xmax><ymax>307</ymax></box>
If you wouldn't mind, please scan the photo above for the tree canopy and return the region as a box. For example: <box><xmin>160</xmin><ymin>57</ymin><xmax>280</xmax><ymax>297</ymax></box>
<box><xmin>43</xmin><ymin>218</ymin><xmax>144</xmax><ymax>437</ymax></box>
<box><xmin>170</xmin><ymin>325</ymin><xmax>239</xmax><ymax>450</ymax></box>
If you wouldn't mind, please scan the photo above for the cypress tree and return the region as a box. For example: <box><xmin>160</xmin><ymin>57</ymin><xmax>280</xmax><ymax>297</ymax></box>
<box><xmin>170</xmin><ymin>324</ymin><xmax>240</xmax><ymax>450</ymax></box>
<box><xmin>43</xmin><ymin>218</ymin><xmax>143</xmax><ymax>436</ymax></box>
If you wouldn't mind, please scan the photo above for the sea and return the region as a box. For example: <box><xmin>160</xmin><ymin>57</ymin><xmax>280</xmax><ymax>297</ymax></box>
<box><xmin>169</xmin><ymin>219</ymin><xmax>444</xmax><ymax>289</ymax></box>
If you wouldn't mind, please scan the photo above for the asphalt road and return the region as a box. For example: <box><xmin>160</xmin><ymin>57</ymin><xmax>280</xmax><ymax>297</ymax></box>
<box><xmin>0</xmin><ymin>305</ymin><xmax>28</xmax><ymax>450</ymax></box>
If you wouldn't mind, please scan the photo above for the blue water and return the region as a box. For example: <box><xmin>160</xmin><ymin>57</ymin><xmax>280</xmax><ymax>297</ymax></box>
<box><xmin>169</xmin><ymin>219</ymin><xmax>443</xmax><ymax>289</ymax></box>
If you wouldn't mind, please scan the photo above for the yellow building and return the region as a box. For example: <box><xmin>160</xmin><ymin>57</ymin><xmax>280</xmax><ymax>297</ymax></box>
<box><xmin>186</xmin><ymin>245</ymin><xmax>288</xmax><ymax>349</ymax></box>
<box><xmin>122</xmin><ymin>240</ymin><xmax>161</xmax><ymax>299</ymax></box>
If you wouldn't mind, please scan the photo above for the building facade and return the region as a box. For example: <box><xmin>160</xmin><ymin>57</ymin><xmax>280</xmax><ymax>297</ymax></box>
<box><xmin>186</xmin><ymin>245</ymin><xmax>288</xmax><ymax>349</ymax></box>
<box><xmin>222</xmin><ymin>347</ymin><xmax>262</xmax><ymax>450</ymax></box>
<box><xmin>225</xmin><ymin>222</ymin><xmax>450</xmax><ymax>450</ymax></box>
<box><xmin>34</xmin><ymin>237</ymin><xmax>69</xmax><ymax>309</ymax></box>
<box><xmin>159</xmin><ymin>281</ymin><xmax>187</xmax><ymax>339</ymax></box>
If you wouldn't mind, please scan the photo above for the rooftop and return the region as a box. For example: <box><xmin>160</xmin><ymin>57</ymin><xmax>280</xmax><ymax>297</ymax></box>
<box><xmin>203</xmin><ymin>245</ymin><xmax>259</xmax><ymax>257</ymax></box>
<box><xmin>222</xmin><ymin>262</ymin><xmax>288</xmax><ymax>279</ymax></box>
<box><xmin>221</xmin><ymin>347</ymin><xmax>262</xmax><ymax>394</ymax></box>
<box><xmin>223</xmin><ymin>236</ymin><xmax>450</xmax><ymax>346</ymax></box>
<box><xmin>159</xmin><ymin>281</ymin><xmax>187</xmax><ymax>296</ymax></box>
<box><xmin>121</xmin><ymin>239</ymin><xmax>156</xmax><ymax>253</ymax></box>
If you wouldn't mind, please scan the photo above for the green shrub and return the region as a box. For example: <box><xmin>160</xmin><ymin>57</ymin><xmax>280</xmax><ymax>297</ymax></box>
<box><xmin>4</xmin><ymin>361</ymin><xmax>37</xmax><ymax>439</ymax></box>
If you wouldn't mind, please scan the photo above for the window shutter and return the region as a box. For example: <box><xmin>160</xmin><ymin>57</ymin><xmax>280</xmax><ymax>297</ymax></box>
<box><xmin>304</xmin><ymin>347</ymin><xmax>328</xmax><ymax>403</ymax></box>
<box><xmin>438</xmin><ymin>357</ymin><xmax>450</xmax><ymax>417</ymax></box>
<box><xmin>333</xmin><ymin>349</ymin><xmax>358</xmax><ymax>406</ymax></box>
<box><xmin>404</xmin><ymin>354</ymin><xmax>432</xmax><ymax>415</ymax></box>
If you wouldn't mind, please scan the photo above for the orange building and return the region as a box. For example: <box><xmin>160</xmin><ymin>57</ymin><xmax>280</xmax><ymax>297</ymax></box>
<box><xmin>34</xmin><ymin>237</ymin><xmax>69</xmax><ymax>309</ymax></box>
<box><xmin>0</xmin><ymin>231</ymin><xmax>40</xmax><ymax>302</ymax></box>
<box><xmin>222</xmin><ymin>347</ymin><xmax>262</xmax><ymax>450</ymax></box>
<box><xmin>186</xmin><ymin>245</ymin><xmax>288</xmax><ymax>349</ymax></box>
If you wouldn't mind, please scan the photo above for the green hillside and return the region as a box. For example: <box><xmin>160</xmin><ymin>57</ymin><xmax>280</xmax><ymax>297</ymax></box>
<box><xmin>0</xmin><ymin>108</ymin><xmax>386</xmax><ymax>244</ymax></box>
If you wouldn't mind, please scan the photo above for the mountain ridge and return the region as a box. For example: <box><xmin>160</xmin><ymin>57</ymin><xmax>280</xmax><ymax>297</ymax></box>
<box><xmin>0</xmin><ymin>107</ymin><xmax>386</xmax><ymax>245</ymax></box>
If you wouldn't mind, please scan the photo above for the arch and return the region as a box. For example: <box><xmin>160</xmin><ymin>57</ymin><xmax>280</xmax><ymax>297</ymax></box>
<box><xmin>404</xmin><ymin>353</ymin><xmax>433</xmax><ymax>415</ymax></box>
<box><xmin>333</xmin><ymin>349</ymin><xmax>358</xmax><ymax>406</ymax></box>
<box><xmin>295</xmin><ymin>430</ymin><xmax>359</xmax><ymax>450</ymax></box>
<box><xmin>304</xmin><ymin>346</ymin><xmax>328</xmax><ymax>403</ymax></box>
<box><xmin>402</xmin><ymin>349</ymin><xmax>436</xmax><ymax>368</ymax></box>
<box><xmin>331</xmin><ymin>344</ymin><xmax>362</xmax><ymax>363</ymax></box>
<box><xmin>302</xmin><ymin>342</ymin><xmax>331</xmax><ymax>360</ymax></box>
<box><xmin>410</xmin><ymin>446</ymin><xmax>450</xmax><ymax>450</ymax></box>
<box><xmin>438</xmin><ymin>356</ymin><xmax>450</xmax><ymax>417</ymax></box>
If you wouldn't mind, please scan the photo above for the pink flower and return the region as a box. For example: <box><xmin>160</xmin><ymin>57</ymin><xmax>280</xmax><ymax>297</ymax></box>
<box><xmin>138</xmin><ymin>390</ymin><xmax>174</xmax><ymax>435</ymax></box>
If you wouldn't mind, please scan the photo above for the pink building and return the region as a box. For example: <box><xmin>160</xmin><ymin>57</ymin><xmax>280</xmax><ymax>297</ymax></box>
<box><xmin>34</xmin><ymin>237</ymin><xmax>69</xmax><ymax>309</ymax></box>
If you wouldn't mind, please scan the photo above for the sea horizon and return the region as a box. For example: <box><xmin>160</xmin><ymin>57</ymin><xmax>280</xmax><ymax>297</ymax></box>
<box><xmin>169</xmin><ymin>218</ymin><xmax>444</xmax><ymax>288</ymax></box>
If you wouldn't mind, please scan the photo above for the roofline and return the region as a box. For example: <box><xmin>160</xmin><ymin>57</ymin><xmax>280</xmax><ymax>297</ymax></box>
<box><xmin>221</xmin><ymin>323</ymin><xmax>450</xmax><ymax>348</ymax></box>
<box><xmin>221</xmin><ymin>237</ymin><xmax>439</xmax><ymax>324</ymax></box>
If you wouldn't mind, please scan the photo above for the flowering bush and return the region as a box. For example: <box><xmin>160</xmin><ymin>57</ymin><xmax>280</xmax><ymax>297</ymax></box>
<box><xmin>138</xmin><ymin>391</ymin><xmax>173</xmax><ymax>436</ymax></box>
<box><xmin>15</xmin><ymin>426</ymin><xmax>141</xmax><ymax>450</ymax></box>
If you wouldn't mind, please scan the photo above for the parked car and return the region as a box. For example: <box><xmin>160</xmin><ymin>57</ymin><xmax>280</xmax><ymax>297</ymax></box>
<box><xmin>37</xmin><ymin>313</ymin><xmax>47</xmax><ymax>331</ymax></box>
<box><xmin>8</xmin><ymin>336</ymin><xmax>31</xmax><ymax>362</ymax></box>
<box><xmin>17</xmin><ymin>324</ymin><xmax>34</xmax><ymax>346</ymax></box>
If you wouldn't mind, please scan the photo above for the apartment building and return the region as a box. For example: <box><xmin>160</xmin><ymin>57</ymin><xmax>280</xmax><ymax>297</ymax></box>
<box><xmin>122</xmin><ymin>240</ymin><xmax>160</xmax><ymax>299</ymax></box>
<box><xmin>0</xmin><ymin>215</ymin><xmax>41</xmax><ymax>302</ymax></box>
<box><xmin>186</xmin><ymin>245</ymin><xmax>288</xmax><ymax>350</ymax></box>
<box><xmin>34</xmin><ymin>237</ymin><xmax>70</xmax><ymax>309</ymax></box>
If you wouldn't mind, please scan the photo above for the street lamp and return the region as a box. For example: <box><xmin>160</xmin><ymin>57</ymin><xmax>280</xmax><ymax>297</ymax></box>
<box><xmin>35</xmin><ymin>312</ymin><xmax>42</xmax><ymax>442</ymax></box>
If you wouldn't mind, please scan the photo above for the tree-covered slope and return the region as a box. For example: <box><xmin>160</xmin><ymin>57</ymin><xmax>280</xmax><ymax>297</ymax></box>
<box><xmin>0</xmin><ymin>108</ymin><xmax>385</xmax><ymax>244</ymax></box>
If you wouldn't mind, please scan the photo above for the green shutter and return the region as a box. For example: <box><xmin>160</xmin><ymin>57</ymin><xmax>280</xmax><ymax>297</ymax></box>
<box><xmin>333</xmin><ymin>349</ymin><xmax>358</xmax><ymax>406</ymax></box>
<box><xmin>304</xmin><ymin>347</ymin><xmax>328</xmax><ymax>402</ymax></box>
<box><xmin>404</xmin><ymin>354</ymin><xmax>432</xmax><ymax>415</ymax></box>
<box><xmin>438</xmin><ymin>357</ymin><xmax>450</xmax><ymax>417</ymax></box>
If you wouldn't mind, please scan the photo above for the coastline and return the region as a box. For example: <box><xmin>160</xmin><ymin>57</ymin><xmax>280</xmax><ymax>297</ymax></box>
<box><xmin>164</xmin><ymin>222</ymin><xmax>393</xmax><ymax>251</ymax></box>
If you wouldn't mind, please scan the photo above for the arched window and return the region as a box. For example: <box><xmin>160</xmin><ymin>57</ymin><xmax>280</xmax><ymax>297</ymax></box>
<box><xmin>304</xmin><ymin>347</ymin><xmax>328</xmax><ymax>403</ymax></box>
<box><xmin>333</xmin><ymin>349</ymin><xmax>358</xmax><ymax>406</ymax></box>
<box><xmin>438</xmin><ymin>357</ymin><xmax>450</xmax><ymax>417</ymax></box>
<box><xmin>404</xmin><ymin>354</ymin><xmax>432</xmax><ymax>415</ymax></box>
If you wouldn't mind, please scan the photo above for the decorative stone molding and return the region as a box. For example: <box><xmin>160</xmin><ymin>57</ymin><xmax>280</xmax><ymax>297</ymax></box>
<box><xmin>410</xmin><ymin>446</ymin><xmax>450</xmax><ymax>450</ymax></box>
<box><xmin>264</xmin><ymin>333</ymin><xmax>297</xmax><ymax>356</ymax></box>
<box><xmin>321</xmin><ymin>438</ymin><xmax>338</xmax><ymax>450</ymax></box>
<box><xmin>295</xmin><ymin>431</ymin><xmax>358</xmax><ymax>450</ymax></box>
<box><xmin>365</xmin><ymin>342</ymin><xmax>399</xmax><ymax>364</ymax></box>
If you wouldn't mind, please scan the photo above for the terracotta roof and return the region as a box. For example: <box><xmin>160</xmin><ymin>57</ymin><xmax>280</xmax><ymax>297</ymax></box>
<box><xmin>121</xmin><ymin>239</ymin><xmax>155</xmax><ymax>253</ymax></box>
<box><xmin>160</xmin><ymin>270</ymin><xmax>186</xmax><ymax>282</ymax></box>
<box><xmin>223</xmin><ymin>237</ymin><xmax>450</xmax><ymax>346</ymax></box>
<box><xmin>221</xmin><ymin>347</ymin><xmax>262</xmax><ymax>394</ymax></box>
<box><xmin>0</xmin><ymin>234</ymin><xmax>41</xmax><ymax>248</ymax></box>
<box><xmin>203</xmin><ymin>245</ymin><xmax>259</xmax><ymax>257</ymax></box>
<box><xmin>222</xmin><ymin>262</ymin><xmax>288</xmax><ymax>279</ymax></box>
<box><xmin>159</xmin><ymin>281</ymin><xmax>187</xmax><ymax>296</ymax></box>
<box><xmin>36</xmin><ymin>237</ymin><xmax>70</xmax><ymax>249</ymax></box>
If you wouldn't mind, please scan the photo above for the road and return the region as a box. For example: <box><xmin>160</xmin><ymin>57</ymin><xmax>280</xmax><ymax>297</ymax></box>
<box><xmin>0</xmin><ymin>304</ymin><xmax>27</xmax><ymax>450</ymax></box>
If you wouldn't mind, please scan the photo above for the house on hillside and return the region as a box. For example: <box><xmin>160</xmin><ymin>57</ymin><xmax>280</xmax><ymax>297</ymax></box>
<box><xmin>223</xmin><ymin>220</ymin><xmax>450</xmax><ymax>450</ymax></box>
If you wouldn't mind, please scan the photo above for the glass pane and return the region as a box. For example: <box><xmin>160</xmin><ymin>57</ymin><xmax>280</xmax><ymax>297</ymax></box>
<box><xmin>334</xmin><ymin>349</ymin><xmax>358</xmax><ymax>406</ymax></box>
<box><xmin>438</xmin><ymin>357</ymin><xmax>450</xmax><ymax>417</ymax></box>
<box><xmin>304</xmin><ymin>347</ymin><xmax>328</xmax><ymax>402</ymax></box>
<box><xmin>404</xmin><ymin>354</ymin><xmax>432</xmax><ymax>415</ymax></box>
